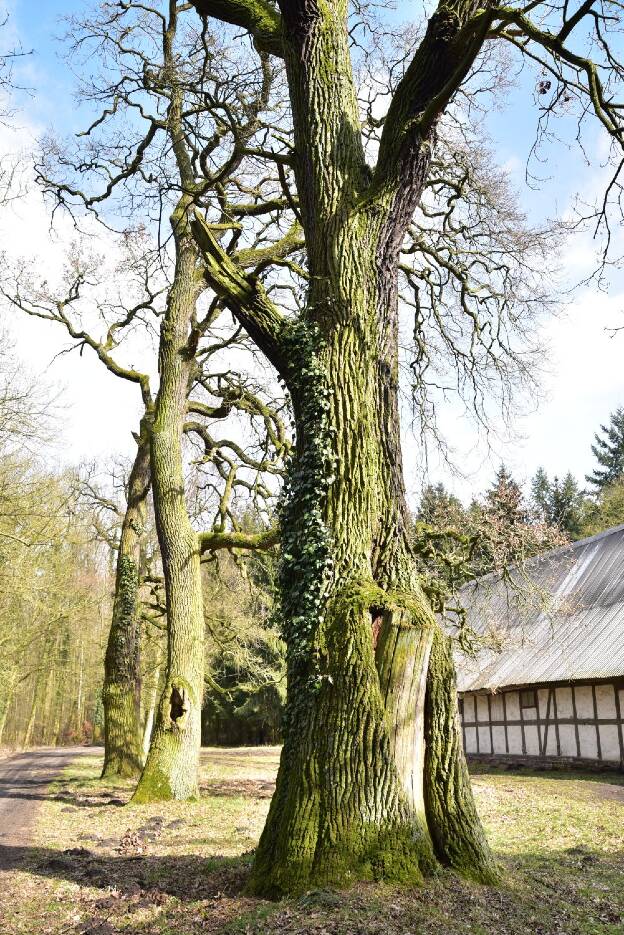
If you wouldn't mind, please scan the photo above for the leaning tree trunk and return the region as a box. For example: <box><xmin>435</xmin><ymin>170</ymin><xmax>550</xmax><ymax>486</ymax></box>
<box><xmin>132</xmin><ymin>211</ymin><xmax>204</xmax><ymax>803</ymax></box>
<box><xmin>101</xmin><ymin>421</ymin><xmax>151</xmax><ymax>779</ymax></box>
<box><xmin>142</xmin><ymin>664</ymin><xmax>161</xmax><ymax>759</ymax></box>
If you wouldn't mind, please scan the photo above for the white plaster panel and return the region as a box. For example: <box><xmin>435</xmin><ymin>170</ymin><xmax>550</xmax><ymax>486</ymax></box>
<box><xmin>598</xmin><ymin>725</ymin><xmax>621</xmax><ymax>762</ymax></box>
<box><xmin>490</xmin><ymin>694</ymin><xmax>504</xmax><ymax>720</ymax></box>
<box><xmin>524</xmin><ymin>724</ymin><xmax>540</xmax><ymax>756</ymax></box>
<box><xmin>544</xmin><ymin>726</ymin><xmax>558</xmax><ymax>755</ymax></box>
<box><xmin>505</xmin><ymin>691</ymin><xmax>520</xmax><ymax>720</ymax></box>
<box><xmin>558</xmin><ymin>724</ymin><xmax>577</xmax><ymax>757</ymax></box>
<box><xmin>556</xmin><ymin>686</ymin><xmax>574</xmax><ymax>719</ymax></box>
<box><xmin>574</xmin><ymin>685</ymin><xmax>594</xmax><ymax>719</ymax></box>
<box><xmin>465</xmin><ymin>727</ymin><xmax>477</xmax><ymax>753</ymax></box>
<box><xmin>478</xmin><ymin>726</ymin><xmax>491</xmax><ymax>753</ymax></box>
<box><xmin>463</xmin><ymin>694</ymin><xmax>475</xmax><ymax>723</ymax></box>
<box><xmin>476</xmin><ymin>695</ymin><xmax>490</xmax><ymax>723</ymax></box>
<box><xmin>507</xmin><ymin>725</ymin><xmax>522</xmax><ymax>754</ymax></box>
<box><xmin>522</xmin><ymin>707</ymin><xmax>537</xmax><ymax>722</ymax></box>
<box><xmin>538</xmin><ymin>689</ymin><xmax>550</xmax><ymax>719</ymax></box>
<box><xmin>619</xmin><ymin>690</ymin><xmax>624</xmax><ymax>717</ymax></box>
<box><xmin>492</xmin><ymin>725</ymin><xmax>506</xmax><ymax>754</ymax></box>
<box><xmin>595</xmin><ymin>684</ymin><xmax>617</xmax><ymax>720</ymax></box>
<box><xmin>578</xmin><ymin>724</ymin><xmax>598</xmax><ymax>759</ymax></box>
<box><xmin>464</xmin><ymin>726</ymin><xmax>477</xmax><ymax>753</ymax></box>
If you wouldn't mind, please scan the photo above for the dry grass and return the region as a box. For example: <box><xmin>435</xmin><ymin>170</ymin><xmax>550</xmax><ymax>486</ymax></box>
<box><xmin>0</xmin><ymin>749</ymin><xmax>622</xmax><ymax>935</ymax></box>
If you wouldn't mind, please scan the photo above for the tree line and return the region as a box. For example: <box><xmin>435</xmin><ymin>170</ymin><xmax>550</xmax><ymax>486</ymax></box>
<box><xmin>417</xmin><ymin>404</ymin><xmax>624</xmax><ymax>582</ymax></box>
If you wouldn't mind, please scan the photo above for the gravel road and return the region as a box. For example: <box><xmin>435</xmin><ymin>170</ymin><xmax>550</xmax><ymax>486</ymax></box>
<box><xmin>0</xmin><ymin>747</ymin><xmax>95</xmax><ymax>866</ymax></box>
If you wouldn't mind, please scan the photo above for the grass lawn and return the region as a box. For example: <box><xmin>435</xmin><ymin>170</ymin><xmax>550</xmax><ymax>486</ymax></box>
<box><xmin>0</xmin><ymin>748</ymin><xmax>622</xmax><ymax>934</ymax></box>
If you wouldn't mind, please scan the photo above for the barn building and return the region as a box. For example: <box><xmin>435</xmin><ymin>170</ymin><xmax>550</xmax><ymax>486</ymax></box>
<box><xmin>456</xmin><ymin>524</ymin><xmax>624</xmax><ymax>768</ymax></box>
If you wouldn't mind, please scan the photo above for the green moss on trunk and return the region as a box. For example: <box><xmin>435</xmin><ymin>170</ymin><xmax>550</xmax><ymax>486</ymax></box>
<box><xmin>132</xmin><ymin>205</ymin><xmax>204</xmax><ymax>804</ymax></box>
<box><xmin>101</xmin><ymin>427</ymin><xmax>150</xmax><ymax>780</ymax></box>
<box><xmin>424</xmin><ymin>627</ymin><xmax>499</xmax><ymax>883</ymax></box>
<box><xmin>249</xmin><ymin>591</ymin><xmax>434</xmax><ymax>898</ymax></box>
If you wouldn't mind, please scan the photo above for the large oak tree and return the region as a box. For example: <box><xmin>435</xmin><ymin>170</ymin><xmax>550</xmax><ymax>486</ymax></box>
<box><xmin>190</xmin><ymin>0</ymin><xmax>624</xmax><ymax>897</ymax></box>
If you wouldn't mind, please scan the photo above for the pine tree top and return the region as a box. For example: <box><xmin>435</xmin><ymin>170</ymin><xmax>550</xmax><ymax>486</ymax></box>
<box><xmin>586</xmin><ymin>407</ymin><xmax>624</xmax><ymax>490</ymax></box>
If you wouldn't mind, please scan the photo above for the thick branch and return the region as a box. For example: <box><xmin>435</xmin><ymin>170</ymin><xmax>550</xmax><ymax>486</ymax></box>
<box><xmin>191</xmin><ymin>0</ymin><xmax>284</xmax><ymax>57</ymax></box>
<box><xmin>198</xmin><ymin>525</ymin><xmax>279</xmax><ymax>553</ymax></box>
<box><xmin>191</xmin><ymin>210</ymin><xmax>289</xmax><ymax>376</ymax></box>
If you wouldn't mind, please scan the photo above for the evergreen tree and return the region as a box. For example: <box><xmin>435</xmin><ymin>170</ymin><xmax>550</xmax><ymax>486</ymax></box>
<box><xmin>587</xmin><ymin>408</ymin><xmax>624</xmax><ymax>490</ymax></box>
<box><xmin>551</xmin><ymin>473</ymin><xmax>584</xmax><ymax>539</ymax></box>
<box><xmin>417</xmin><ymin>483</ymin><xmax>466</xmax><ymax>527</ymax></box>
<box><xmin>530</xmin><ymin>468</ymin><xmax>586</xmax><ymax>539</ymax></box>
<box><xmin>531</xmin><ymin>467</ymin><xmax>552</xmax><ymax>523</ymax></box>
<box><xmin>485</xmin><ymin>464</ymin><xmax>527</xmax><ymax>525</ymax></box>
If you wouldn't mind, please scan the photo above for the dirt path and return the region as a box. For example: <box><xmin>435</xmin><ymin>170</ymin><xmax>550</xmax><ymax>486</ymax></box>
<box><xmin>0</xmin><ymin>746</ymin><xmax>96</xmax><ymax>867</ymax></box>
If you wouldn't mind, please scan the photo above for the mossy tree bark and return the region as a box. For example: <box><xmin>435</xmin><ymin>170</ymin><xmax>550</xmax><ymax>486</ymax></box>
<box><xmin>101</xmin><ymin>421</ymin><xmax>151</xmax><ymax>779</ymax></box>
<box><xmin>193</xmin><ymin>0</ymin><xmax>498</xmax><ymax>895</ymax></box>
<box><xmin>132</xmin><ymin>202</ymin><xmax>205</xmax><ymax>803</ymax></box>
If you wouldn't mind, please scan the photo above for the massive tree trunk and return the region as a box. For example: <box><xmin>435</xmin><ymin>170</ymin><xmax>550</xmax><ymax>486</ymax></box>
<box><xmin>192</xmin><ymin>0</ymin><xmax>497</xmax><ymax>896</ymax></box>
<box><xmin>132</xmin><ymin>207</ymin><xmax>205</xmax><ymax>803</ymax></box>
<box><xmin>249</xmin><ymin>235</ymin><xmax>495</xmax><ymax>894</ymax></box>
<box><xmin>248</xmin><ymin>3</ymin><xmax>494</xmax><ymax>897</ymax></box>
<box><xmin>101</xmin><ymin>422</ymin><xmax>151</xmax><ymax>779</ymax></box>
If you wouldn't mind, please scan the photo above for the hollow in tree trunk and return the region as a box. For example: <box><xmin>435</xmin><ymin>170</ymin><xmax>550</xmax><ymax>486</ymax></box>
<box><xmin>132</xmin><ymin>209</ymin><xmax>204</xmax><ymax>803</ymax></box>
<box><xmin>191</xmin><ymin>0</ymin><xmax>498</xmax><ymax>896</ymax></box>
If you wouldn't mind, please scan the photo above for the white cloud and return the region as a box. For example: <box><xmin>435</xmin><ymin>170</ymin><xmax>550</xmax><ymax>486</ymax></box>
<box><xmin>0</xmin><ymin>117</ymin><xmax>147</xmax><ymax>467</ymax></box>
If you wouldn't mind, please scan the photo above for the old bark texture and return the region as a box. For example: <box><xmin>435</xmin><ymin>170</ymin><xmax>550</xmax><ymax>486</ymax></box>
<box><xmin>192</xmin><ymin>0</ymin><xmax>498</xmax><ymax>895</ymax></box>
<box><xmin>132</xmin><ymin>206</ymin><xmax>205</xmax><ymax>803</ymax></box>
<box><xmin>101</xmin><ymin>423</ymin><xmax>151</xmax><ymax>779</ymax></box>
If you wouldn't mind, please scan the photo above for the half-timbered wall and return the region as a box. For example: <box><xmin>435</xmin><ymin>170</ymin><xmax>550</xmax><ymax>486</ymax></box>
<box><xmin>460</xmin><ymin>682</ymin><xmax>624</xmax><ymax>764</ymax></box>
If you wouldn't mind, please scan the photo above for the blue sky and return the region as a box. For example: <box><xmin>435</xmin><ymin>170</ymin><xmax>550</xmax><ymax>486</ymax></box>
<box><xmin>2</xmin><ymin>0</ymin><xmax>624</xmax><ymax>504</ymax></box>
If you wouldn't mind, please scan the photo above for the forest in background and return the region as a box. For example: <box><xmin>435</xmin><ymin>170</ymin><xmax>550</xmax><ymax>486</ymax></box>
<box><xmin>2</xmin><ymin>316</ymin><xmax>622</xmax><ymax>750</ymax></box>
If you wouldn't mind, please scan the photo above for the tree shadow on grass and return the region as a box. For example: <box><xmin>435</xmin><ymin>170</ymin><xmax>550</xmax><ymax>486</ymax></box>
<box><xmin>199</xmin><ymin>778</ymin><xmax>275</xmax><ymax>799</ymax></box>
<box><xmin>0</xmin><ymin>843</ymin><xmax>252</xmax><ymax>901</ymax></box>
<box><xmin>469</xmin><ymin>761</ymin><xmax>624</xmax><ymax>788</ymax></box>
<box><xmin>2</xmin><ymin>843</ymin><xmax>624</xmax><ymax>934</ymax></box>
<box><xmin>0</xmin><ymin>784</ymin><xmax>123</xmax><ymax>808</ymax></box>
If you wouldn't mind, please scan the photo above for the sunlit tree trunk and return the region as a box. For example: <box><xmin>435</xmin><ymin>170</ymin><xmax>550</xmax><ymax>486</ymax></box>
<box><xmin>193</xmin><ymin>0</ymin><xmax>497</xmax><ymax>896</ymax></box>
<box><xmin>142</xmin><ymin>664</ymin><xmax>161</xmax><ymax>759</ymax></box>
<box><xmin>101</xmin><ymin>422</ymin><xmax>151</xmax><ymax>778</ymax></box>
<box><xmin>132</xmin><ymin>203</ymin><xmax>205</xmax><ymax>802</ymax></box>
<box><xmin>250</xmin><ymin>237</ymin><xmax>495</xmax><ymax>893</ymax></box>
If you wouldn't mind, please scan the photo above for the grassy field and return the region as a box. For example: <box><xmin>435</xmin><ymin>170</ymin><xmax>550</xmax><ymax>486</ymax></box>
<box><xmin>0</xmin><ymin>748</ymin><xmax>622</xmax><ymax>935</ymax></box>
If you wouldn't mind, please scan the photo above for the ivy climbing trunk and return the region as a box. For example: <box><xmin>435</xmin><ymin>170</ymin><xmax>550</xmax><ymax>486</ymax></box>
<box><xmin>190</xmin><ymin>0</ymin><xmax>498</xmax><ymax>897</ymax></box>
<box><xmin>132</xmin><ymin>206</ymin><xmax>204</xmax><ymax>803</ymax></box>
<box><xmin>101</xmin><ymin>422</ymin><xmax>151</xmax><ymax>779</ymax></box>
<box><xmin>238</xmin><ymin>0</ymin><xmax>496</xmax><ymax>897</ymax></box>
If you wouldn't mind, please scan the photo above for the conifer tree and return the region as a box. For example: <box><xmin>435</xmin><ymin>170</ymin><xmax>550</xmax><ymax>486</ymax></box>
<box><xmin>485</xmin><ymin>465</ymin><xmax>526</xmax><ymax>525</ymax></box>
<box><xmin>531</xmin><ymin>468</ymin><xmax>585</xmax><ymax>539</ymax></box>
<box><xmin>587</xmin><ymin>408</ymin><xmax>624</xmax><ymax>490</ymax></box>
<box><xmin>417</xmin><ymin>483</ymin><xmax>466</xmax><ymax>527</ymax></box>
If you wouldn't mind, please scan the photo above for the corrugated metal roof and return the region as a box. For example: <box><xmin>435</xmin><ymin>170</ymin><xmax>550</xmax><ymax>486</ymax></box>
<box><xmin>454</xmin><ymin>523</ymin><xmax>624</xmax><ymax>692</ymax></box>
